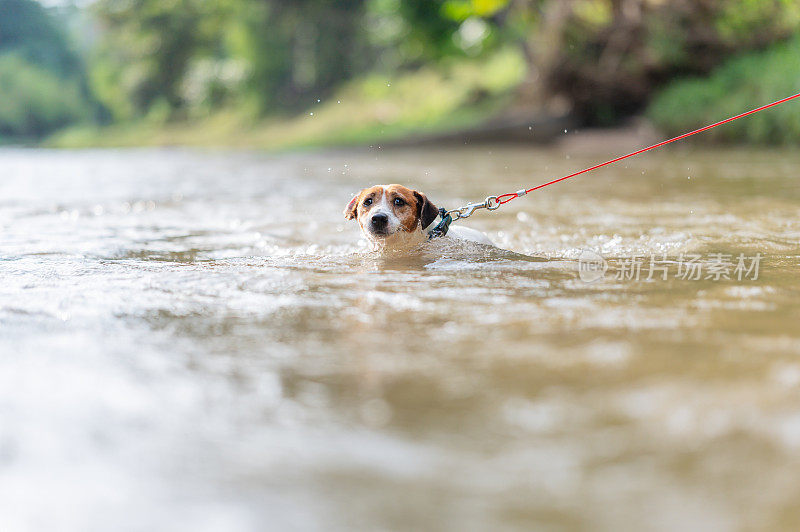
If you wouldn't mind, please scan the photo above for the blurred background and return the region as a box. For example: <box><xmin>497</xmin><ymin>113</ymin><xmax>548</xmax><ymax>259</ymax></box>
<box><xmin>3</xmin><ymin>0</ymin><xmax>800</xmax><ymax>148</ymax></box>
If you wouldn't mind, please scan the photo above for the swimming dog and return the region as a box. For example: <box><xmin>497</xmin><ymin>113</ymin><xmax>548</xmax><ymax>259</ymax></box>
<box><xmin>344</xmin><ymin>184</ymin><xmax>493</xmax><ymax>250</ymax></box>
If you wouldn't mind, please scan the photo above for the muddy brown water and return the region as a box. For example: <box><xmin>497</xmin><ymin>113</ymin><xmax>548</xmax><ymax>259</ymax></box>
<box><xmin>2</xmin><ymin>146</ymin><xmax>800</xmax><ymax>531</ymax></box>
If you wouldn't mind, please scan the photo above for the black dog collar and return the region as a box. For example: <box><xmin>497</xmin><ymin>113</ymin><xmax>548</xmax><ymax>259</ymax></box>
<box><xmin>427</xmin><ymin>208</ymin><xmax>452</xmax><ymax>239</ymax></box>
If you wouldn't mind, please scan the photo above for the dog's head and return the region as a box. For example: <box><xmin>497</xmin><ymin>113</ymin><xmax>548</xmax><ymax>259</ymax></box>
<box><xmin>344</xmin><ymin>184</ymin><xmax>439</xmax><ymax>247</ymax></box>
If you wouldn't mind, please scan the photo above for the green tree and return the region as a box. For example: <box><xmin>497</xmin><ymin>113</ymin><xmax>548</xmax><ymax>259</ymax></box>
<box><xmin>0</xmin><ymin>0</ymin><xmax>93</xmax><ymax>137</ymax></box>
<box><xmin>0</xmin><ymin>54</ymin><xmax>88</xmax><ymax>138</ymax></box>
<box><xmin>0</xmin><ymin>0</ymin><xmax>81</xmax><ymax>76</ymax></box>
<box><xmin>91</xmin><ymin>0</ymin><xmax>227</xmax><ymax>119</ymax></box>
<box><xmin>91</xmin><ymin>0</ymin><xmax>373</xmax><ymax>118</ymax></box>
<box><xmin>231</xmin><ymin>0</ymin><xmax>370</xmax><ymax>113</ymax></box>
<box><xmin>436</xmin><ymin>0</ymin><xmax>800</xmax><ymax>123</ymax></box>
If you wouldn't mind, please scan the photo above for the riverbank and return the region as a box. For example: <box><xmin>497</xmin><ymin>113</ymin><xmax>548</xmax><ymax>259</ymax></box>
<box><xmin>50</xmin><ymin>49</ymin><xmax>530</xmax><ymax>151</ymax></box>
<box><xmin>47</xmin><ymin>112</ymin><xmax>661</xmax><ymax>154</ymax></box>
<box><xmin>48</xmin><ymin>103</ymin><xmax>505</xmax><ymax>151</ymax></box>
<box><xmin>46</xmin><ymin>36</ymin><xmax>800</xmax><ymax>151</ymax></box>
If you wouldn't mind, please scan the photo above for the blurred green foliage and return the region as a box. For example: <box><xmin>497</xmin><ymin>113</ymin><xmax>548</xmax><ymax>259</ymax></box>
<box><xmin>51</xmin><ymin>47</ymin><xmax>525</xmax><ymax>148</ymax></box>
<box><xmin>89</xmin><ymin>0</ymin><xmax>463</xmax><ymax>120</ymax></box>
<box><xmin>2</xmin><ymin>0</ymin><xmax>800</xmax><ymax>142</ymax></box>
<box><xmin>0</xmin><ymin>0</ymin><xmax>93</xmax><ymax>138</ymax></box>
<box><xmin>0</xmin><ymin>0</ymin><xmax>80</xmax><ymax>75</ymax></box>
<box><xmin>648</xmin><ymin>35</ymin><xmax>800</xmax><ymax>144</ymax></box>
<box><xmin>549</xmin><ymin>0</ymin><xmax>800</xmax><ymax>123</ymax></box>
<box><xmin>0</xmin><ymin>53</ymin><xmax>88</xmax><ymax>137</ymax></box>
<box><xmin>85</xmin><ymin>0</ymin><xmax>800</xmax><ymax>124</ymax></box>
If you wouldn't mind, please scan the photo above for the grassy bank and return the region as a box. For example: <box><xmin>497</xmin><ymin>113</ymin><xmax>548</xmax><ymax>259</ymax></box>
<box><xmin>648</xmin><ymin>36</ymin><xmax>800</xmax><ymax>144</ymax></box>
<box><xmin>51</xmin><ymin>49</ymin><xmax>526</xmax><ymax>150</ymax></box>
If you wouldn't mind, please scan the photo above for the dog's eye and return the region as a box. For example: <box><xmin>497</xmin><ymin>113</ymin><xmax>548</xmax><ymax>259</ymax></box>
<box><xmin>394</xmin><ymin>197</ymin><xmax>405</xmax><ymax>207</ymax></box>
<box><xmin>363</xmin><ymin>198</ymin><xmax>373</xmax><ymax>207</ymax></box>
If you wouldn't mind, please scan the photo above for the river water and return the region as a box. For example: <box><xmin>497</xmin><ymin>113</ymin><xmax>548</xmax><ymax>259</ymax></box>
<box><xmin>2</xmin><ymin>145</ymin><xmax>800</xmax><ymax>531</ymax></box>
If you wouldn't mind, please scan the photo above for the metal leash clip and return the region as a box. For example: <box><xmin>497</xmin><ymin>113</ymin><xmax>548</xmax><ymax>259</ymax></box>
<box><xmin>446</xmin><ymin>195</ymin><xmax>500</xmax><ymax>221</ymax></box>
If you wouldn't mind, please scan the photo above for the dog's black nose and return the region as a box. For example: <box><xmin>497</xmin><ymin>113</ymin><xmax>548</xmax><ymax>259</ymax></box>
<box><xmin>371</xmin><ymin>213</ymin><xmax>388</xmax><ymax>228</ymax></box>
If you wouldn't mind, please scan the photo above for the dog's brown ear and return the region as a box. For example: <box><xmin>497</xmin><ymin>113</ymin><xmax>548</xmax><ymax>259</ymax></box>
<box><xmin>344</xmin><ymin>195</ymin><xmax>358</xmax><ymax>220</ymax></box>
<box><xmin>413</xmin><ymin>191</ymin><xmax>439</xmax><ymax>229</ymax></box>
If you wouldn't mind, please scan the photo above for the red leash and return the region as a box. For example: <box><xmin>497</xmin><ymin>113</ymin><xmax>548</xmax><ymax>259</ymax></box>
<box><xmin>491</xmin><ymin>92</ymin><xmax>800</xmax><ymax>206</ymax></box>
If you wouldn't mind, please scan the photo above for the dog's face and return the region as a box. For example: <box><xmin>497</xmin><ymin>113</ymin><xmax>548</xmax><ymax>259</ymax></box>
<box><xmin>344</xmin><ymin>184</ymin><xmax>439</xmax><ymax>248</ymax></box>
